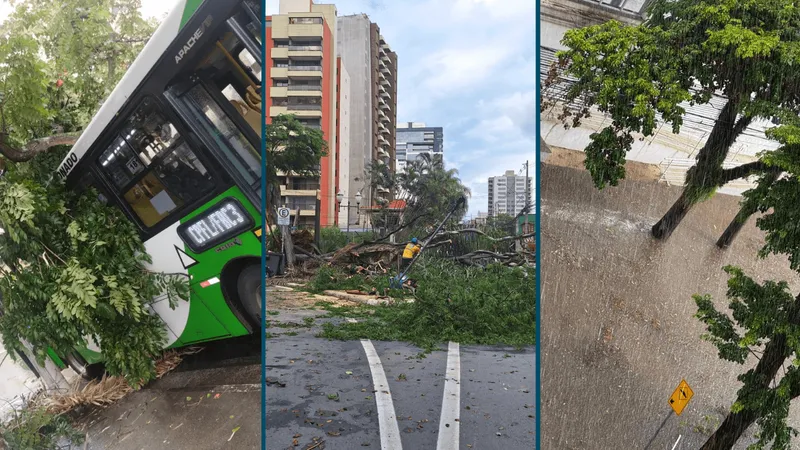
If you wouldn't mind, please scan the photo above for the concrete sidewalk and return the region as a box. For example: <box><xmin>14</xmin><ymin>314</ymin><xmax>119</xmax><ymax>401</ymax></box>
<box><xmin>75</xmin><ymin>362</ymin><xmax>262</xmax><ymax>449</ymax></box>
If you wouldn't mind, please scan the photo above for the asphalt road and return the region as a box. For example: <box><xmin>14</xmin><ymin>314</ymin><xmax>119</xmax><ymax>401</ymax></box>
<box><xmin>265</xmin><ymin>307</ymin><xmax>535</xmax><ymax>450</ymax></box>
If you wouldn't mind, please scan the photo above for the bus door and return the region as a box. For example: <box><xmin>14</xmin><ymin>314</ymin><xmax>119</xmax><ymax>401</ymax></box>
<box><xmin>163</xmin><ymin>6</ymin><xmax>262</xmax><ymax>210</ymax></box>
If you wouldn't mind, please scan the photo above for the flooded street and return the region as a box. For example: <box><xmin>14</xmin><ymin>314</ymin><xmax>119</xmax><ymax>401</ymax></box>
<box><xmin>540</xmin><ymin>162</ymin><xmax>800</xmax><ymax>449</ymax></box>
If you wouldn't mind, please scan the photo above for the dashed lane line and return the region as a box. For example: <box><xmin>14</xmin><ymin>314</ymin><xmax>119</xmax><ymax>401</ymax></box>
<box><xmin>436</xmin><ymin>341</ymin><xmax>460</xmax><ymax>450</ymax></box>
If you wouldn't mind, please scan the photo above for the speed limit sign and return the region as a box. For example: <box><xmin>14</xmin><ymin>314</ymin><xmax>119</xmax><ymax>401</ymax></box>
<box><xmin>277</xmin><ymin>207</ymin><xmax>291</xmax><ymax>226</ymax></box>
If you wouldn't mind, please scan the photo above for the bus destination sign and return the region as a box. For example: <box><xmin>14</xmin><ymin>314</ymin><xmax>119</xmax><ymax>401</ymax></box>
<box><xmin>177</xmin><ymin>198</ymin><xmax>254</xmax><ymax>253</ymax></box>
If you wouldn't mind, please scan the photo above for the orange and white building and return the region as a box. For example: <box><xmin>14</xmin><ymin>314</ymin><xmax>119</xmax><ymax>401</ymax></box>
<box><xmin>266</xmin><ymin>0</ymin><xmax>340</xmax><ymax>228</ymax></box>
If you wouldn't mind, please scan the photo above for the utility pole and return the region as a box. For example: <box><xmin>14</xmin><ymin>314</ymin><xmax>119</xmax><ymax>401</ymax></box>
<box><xmin>524</xmin><ymin>160</ymin><xmax>530</xmax><ymax>232</ymax></box>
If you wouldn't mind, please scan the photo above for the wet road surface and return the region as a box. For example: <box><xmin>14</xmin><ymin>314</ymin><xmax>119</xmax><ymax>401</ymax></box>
<box><xmin>540</xmin><ymin>163</ymin><xmax>800</xmax><ymax>449</ymax></box>
<box><xmin>265</xmin><ymin>307</ymin><xmax>535</xmax><ymax>449</ymax></box>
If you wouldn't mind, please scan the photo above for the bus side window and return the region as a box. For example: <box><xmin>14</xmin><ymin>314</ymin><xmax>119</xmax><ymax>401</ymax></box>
<box><xmin>96</xmin><ymin>98</ymin><xmax>216</xmax><ymax>229</ymax></box>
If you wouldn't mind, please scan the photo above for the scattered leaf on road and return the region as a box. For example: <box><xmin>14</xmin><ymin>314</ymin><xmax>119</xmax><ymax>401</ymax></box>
<box><xmin>228</xmin><ymin>426</ymin><xmax>241</xmax><ymax>442</ymax></box>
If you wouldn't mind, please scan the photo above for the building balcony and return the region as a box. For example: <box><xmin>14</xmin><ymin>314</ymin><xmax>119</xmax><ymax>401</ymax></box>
<box><xmin>287</xmin><ymin>85</ymin><xmax>322</xmax><ymax>97</ymax></box>
<box><xmin>378</xmin><ymin>147</ymin><xmax>390</xmax><ymax>158</ymax></box>
<box><xmin>287</xmin><ymin>23</ymin><xmax>323</xmax><ymax>38</ymax></box>
<box><xmin>380</xmin><ymin>89</ymin><xmax>390</xmax><ymax>99</ymax></box>
<box><xmin>270</xmin><ymin>67</ymin><xmax>288</xmax><ymax>79</ymax></box>
<box><xmin>270</xmin><ymin>105</ymin><xmax>288</xmax><ymax>116</ymax></box>
<box><xmin>379</xmin><ymin>135</ymin><xmax>389</xmax><ymax>146</ymax></box>
<box><xmin>288</xmin><ymin>65</ymin><xmax>322</xmax><ymax>71</ymax></box>
<box><xmin>271</xmin><ymin>47</ymin><xmax>289</xmax><ymax>59</ymax></box>
<box><xmin>270</xmin><ymin>105</ymin><xmax>323</xmax><ymax>118</ymax></box>
<box><xmin>270</xmin><ymin>86</ymin><xmax>288</xmax><ymax>98</ymax></box>
<box><xmin>280</xmin><ymin>188</ymin><xmax>318</xmax><ymax>197</ymax></box>
<box><xmin>380</xmin><ymin>77</ymin><xmax>391</xmax><ymax>87</ymax></box>
<box><xmin>288</xmin><ymin>66</ymin><xmax>322</xmax><ymax>78</ymax></box>
<box><xmin>288</xmin><ymin>45</ymin><xmax>323</xmax><ymax>58</ymax></box>
<box><xmin>380</xmin><ymin>65</ymin><xmax>391</xmax><ymax>75</ymax></box>
<box><xmin>287</xmin><ymin>104</ymin><xmax>322</xmax><ymax>111</ymax></box>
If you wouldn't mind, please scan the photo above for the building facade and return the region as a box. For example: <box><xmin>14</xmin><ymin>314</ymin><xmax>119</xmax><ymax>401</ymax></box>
<box><xmin>266</xmin><ymin>0</ymin><xmax>338</xmax><ymax>228</ymax></box>
<box><xmin>337</xmin><ymin>14</ymin><xmax>398</xmax><ymax>221</ymax></box>
<box><xmin>335</xmin><ymin>57</ymin><xmax>352</xmax><ymax>228</ymax></box>
<box><xmin>487</xmin><ymin>170</ymin><xmax>533</xmax><ymax>217</ymax></box>
<box><xmin>395</xmin><ymin>122</ymin><xmax>443</xmax><ymax>173</ymax></box>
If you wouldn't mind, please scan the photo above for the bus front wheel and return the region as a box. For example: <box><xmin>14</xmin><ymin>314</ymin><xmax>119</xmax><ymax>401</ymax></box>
<box><xmin>65</xmin><ymin>352</ymin><xmax>104</xmax><ymax>381</ymax></box>
<box><xmin>237</xmin><ymin>264</ymin><xmax>263</xmax><ymax>330</ymax></box>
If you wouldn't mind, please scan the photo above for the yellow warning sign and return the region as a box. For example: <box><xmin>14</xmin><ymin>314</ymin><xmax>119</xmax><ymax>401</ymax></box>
<box><xmin>668</xmin><ymin>379</ymin><xmax>694</xmax><ymax>416</ymax></box>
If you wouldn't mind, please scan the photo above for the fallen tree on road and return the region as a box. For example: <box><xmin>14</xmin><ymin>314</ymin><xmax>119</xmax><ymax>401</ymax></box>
<box><xmin>284</xmin><ymin>228</ymin><xmax>536</xmax><ymax>275</ymax></box>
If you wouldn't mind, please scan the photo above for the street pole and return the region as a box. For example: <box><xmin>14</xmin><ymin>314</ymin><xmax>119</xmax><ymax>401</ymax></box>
<box><xmin>346</xmin><ymin>201</ymin><xmax>351</xmax><ymax>241</ymax></box>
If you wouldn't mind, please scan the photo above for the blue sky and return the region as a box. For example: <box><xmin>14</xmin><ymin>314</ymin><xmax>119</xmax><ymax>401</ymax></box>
<box><xmin>268</xmin><ymin>0</ymin><xmax>536</xmax><ymax>219</ymax></box>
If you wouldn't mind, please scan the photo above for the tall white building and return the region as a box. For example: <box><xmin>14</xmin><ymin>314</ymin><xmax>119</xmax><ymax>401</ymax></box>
<box><xmin>488</xmin><ymin>170</ymin><xmax>533</xmax><ymax>217</ymax></box>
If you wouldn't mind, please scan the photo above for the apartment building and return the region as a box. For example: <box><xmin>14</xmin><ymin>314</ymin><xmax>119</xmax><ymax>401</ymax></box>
<box><xmin>488</xmin><ymin>170</ymin><xmax>533</xmax><ymax>217</ymax></box>
<box><xmin>266</xmin><ymin>0</ymin><xmax>339</xmax><ymax>228</ymax></box>
<box><xmin>395</xmin><ymin>122</ymin><xmax>443</xmax><ymax>173</ymax></box>
<box><xmin>337</xmin><ymin>14</ymin><xmax>398</xmax><ymax>222</ymax></box>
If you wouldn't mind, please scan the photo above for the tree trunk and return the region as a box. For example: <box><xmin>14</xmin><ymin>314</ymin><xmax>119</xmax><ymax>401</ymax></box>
<box><xmin>702</xmin><ymin>307</ymin><xmax>797</xmax><ymax>449</ymax></box>
<box><xmin>716</xmin><ymin>208</ymin><xmax>754</xmax><ymax>249</ymax></box>
<box><xmin>700</xmin><ymin>409</ymin><xmax>759</xmax><ymax>450</ymax></box>
<box><xmin>651</xmin><ymin>191</ymin><xmax>693</xmax><ymax>240</ymax></box>
<box><xmin>717</xmin><ymin>171</ymin><xmax>780</xmax><ymax>248</ymax></box>
<box><xmin>652</xmin><ymin>100</ymin><xmax>750</xmax><ymax>240</ymax></box>
<box><xmin>282</xmin><ymin>225</ymin><xmax>296</xmax><ymax>266</ymax></box>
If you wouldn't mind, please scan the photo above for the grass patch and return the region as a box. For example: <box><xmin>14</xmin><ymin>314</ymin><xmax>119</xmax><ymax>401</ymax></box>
<box><xmin>316</xmin><ymin>260</ymin><xmax>535</xmax><ymax>352</ymax></box>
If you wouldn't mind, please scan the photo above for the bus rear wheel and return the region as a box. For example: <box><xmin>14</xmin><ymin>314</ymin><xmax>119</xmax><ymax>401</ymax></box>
<box><xmin>237</xmin><ymin>264</ymin><xmax>263</xmax><ymax>331</ymax></box>
<box><xmin>65</xmin><ymin>352</ymin><xmax>104</xmax><ymax>381</ymax></box>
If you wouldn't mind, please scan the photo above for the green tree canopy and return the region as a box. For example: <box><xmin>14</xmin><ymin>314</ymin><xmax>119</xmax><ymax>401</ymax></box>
<box><xmin>544</xmin><ymin>0</ymin><xmax>800</xmax><ymax>240</ymax></box>
<box><xmin>0</xmin><ymin>0</ymin><xmax>155</xmax><ymax>162</ymax></box>
<box><xmin>0</xmin><ymin>148</ymin><xmax>188</xmax><ymax>385</ymax></box>
<box><xmin>366</xmin><ymin>153</ymin><xmax>470</xmax><ymax>238</ymax></box>
<box><xmin>264</xmin><ymin>114</ymin><xmax>328</xmax><ymax>224</ymax></box>
<box><xmin>0</xmin><ymin>0</ymin><xmax>180</xmax><ymax>385</ymax></box>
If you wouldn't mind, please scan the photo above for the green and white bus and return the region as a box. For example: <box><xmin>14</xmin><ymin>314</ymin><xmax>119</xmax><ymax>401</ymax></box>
<box><xmin>53</xmin><ymin>0</ymin><xmax>266</xmax><ymax>376</ymax></box>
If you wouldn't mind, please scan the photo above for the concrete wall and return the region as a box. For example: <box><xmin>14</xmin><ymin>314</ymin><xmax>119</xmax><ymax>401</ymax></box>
<box><xmin>0</xmin><ymin>340</ymin><xmax>39</xmax><ymax>422</ymax></box>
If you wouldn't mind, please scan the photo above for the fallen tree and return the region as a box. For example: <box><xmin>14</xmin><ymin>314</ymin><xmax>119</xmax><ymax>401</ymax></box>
<box><xmin>285</xmin><ymin>228</ymin><xmax>536</xmax><ymax>275</ymax></box>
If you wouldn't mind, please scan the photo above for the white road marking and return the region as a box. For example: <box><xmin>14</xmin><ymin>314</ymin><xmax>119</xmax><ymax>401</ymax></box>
<box><xmin>347</xmin><ymin>318</ymin><xmax>402</xmax><ymax>450</ymax></box>
<box><xmin>671</xmin><ymin>434</ymin><xmax>682</xmax><ymax>450</ymax></box>
<box><xmin>436</xmin><ymin>342</ymin><xmax>460</xmax><ymax>450</ymax></box>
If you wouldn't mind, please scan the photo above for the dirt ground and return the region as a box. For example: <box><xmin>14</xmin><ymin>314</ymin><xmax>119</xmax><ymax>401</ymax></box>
<box><xmin>540</xmin><ymin>162</ymin><xmax>800</xmax><ymax>449</ymax></box>
<box><xmin>545</xmin><ymin>146</ymin><xmax>663</xmax><ymax>182</ymax></box>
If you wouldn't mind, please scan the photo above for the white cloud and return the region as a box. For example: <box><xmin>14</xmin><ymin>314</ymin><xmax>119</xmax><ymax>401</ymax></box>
<box><xmin>417</xmin><ymin>45</ymin><xmax>515</xmax><ymax>94</ymax></box>
<box><xmin>278</xmin><ymin>0</ymin><xmax>537</xmax><ymax>218</ymax></box>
